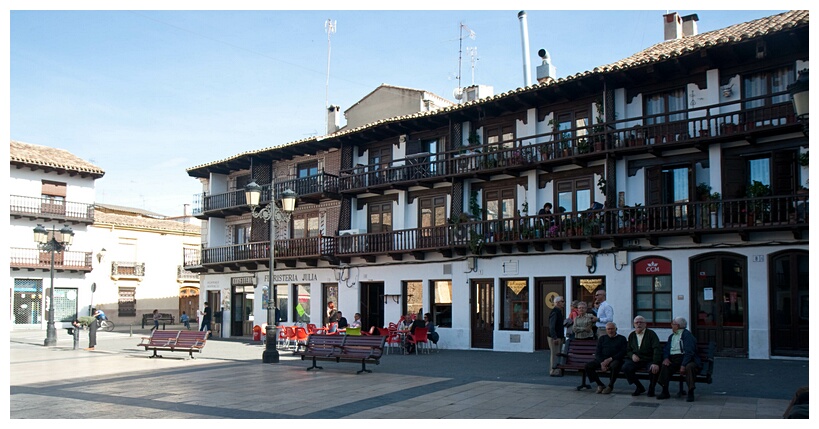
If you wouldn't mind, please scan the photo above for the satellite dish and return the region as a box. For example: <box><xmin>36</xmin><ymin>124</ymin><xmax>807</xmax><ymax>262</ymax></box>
<box><xmin>453</xmin><ymin>87</ymin><xmax>464</xmax><ymax>100</ymax></box>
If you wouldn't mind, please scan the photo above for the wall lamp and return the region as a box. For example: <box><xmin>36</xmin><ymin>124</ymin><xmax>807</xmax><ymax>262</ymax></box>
<box><xmin>788</xmin><ymin>69</ymin><xmax>809</xmax><ymax>137</ymax></box>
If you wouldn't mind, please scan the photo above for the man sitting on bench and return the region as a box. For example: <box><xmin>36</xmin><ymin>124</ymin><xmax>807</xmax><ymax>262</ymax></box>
<box><xmin>622</xmin><ymin>315</ymin><xmax>662</xmax><ymax>397</ymax></box>
<box><xmin>657</xmin><ymin>317</ymin><xmax>702</xmax><ymax>402</ymax></box>
<box><xmin>584</xmin><ymin>322</ymin><xmax>627</xmax><ymax>394</ymax></box>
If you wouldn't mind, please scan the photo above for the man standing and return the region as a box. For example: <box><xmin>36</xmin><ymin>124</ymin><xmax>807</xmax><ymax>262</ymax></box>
<box><xmin>622</xmin><ymin>315</ymin><xmax>662</xmax><ymax>397</ymax></box>
<box><xmin>327</xmin><ymin>301</ymin><xmax>339</xmax><ymax>333</ymax></box>
<box><xmin>657</xmin><ymin>317</ymin><xmax>702</xmax><ymax>402</ymax></box>
<box><xmin>594</xmin><ymin>289</ymin><xmax>613</xmax><ymax>338</ymax></box>
<box><xmin>200</xmin><ymin>302</ymin><xmax>212</xmax><ymax>338</ymax></box>
<box><xmin>547</xmin><ymin>296</ymin><xmax>566</xmax><ymax>377</ymax></box>
<box><xmin>584</xmin><ymin>322</ymin><xmax>627</xmax><ymax>394</ymax></box>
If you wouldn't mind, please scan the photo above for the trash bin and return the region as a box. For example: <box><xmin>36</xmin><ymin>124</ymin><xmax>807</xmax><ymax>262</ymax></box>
<box><xmin>252</xmin><ymin>325</ymin><xmax>263</xmax><ymax>341</ymax></box>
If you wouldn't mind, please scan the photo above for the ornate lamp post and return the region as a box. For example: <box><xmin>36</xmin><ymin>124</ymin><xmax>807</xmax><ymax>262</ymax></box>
<box><xmin>34</xmin><ymin>223</ymin><xmax>74</xmax><ymax>347</ymax></box>
<box><xmin>245</xmin><ymin>181</ymin><xmax>297</xmax><ymax>363</ymax></box>
<box><xmin>788</xmin><ymin>69</ymin><xmax>809</xmax><ymax>137</ymax></box>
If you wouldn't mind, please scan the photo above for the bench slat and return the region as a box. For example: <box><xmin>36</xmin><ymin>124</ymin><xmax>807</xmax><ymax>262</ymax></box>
<box><xmin>297</xmin><ymin>334</ymin><xmax>385</xmax><ymax>373</ymax></box>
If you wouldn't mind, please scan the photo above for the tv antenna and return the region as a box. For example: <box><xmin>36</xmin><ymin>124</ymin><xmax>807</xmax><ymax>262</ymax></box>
<box><xmin>325</xmin><ymin>19</ymin><xmax>337</xmax><ymax>109</ymax></box>
<box><xmin>466</xmin><ymin>46</ymin><xmax>478</xmax><ymax>86</ymax></box>
<box><xmin>456</xmin><ymin>22</ymin><xmax>476</xmax><ymax>103</ymax></box>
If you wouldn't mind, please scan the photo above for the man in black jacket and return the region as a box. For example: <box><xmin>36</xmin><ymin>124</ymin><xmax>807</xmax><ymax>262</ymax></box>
<box><xmin>622</xmin><ymin>315</ymin><xmax>662</xmax><ymax>397</ymax></box>
<box><xmin>548</xmin><ymin>296</ymin><xmax>566</xmax><ymax>376</ymax></box>
<box><xmin>585</xmin><ymin>322</ymin><xmax>627</xmax><ymax>394</ymax></box>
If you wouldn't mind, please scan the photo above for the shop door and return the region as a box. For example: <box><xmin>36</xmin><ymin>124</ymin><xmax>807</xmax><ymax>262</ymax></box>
<box><xmin>536</xmin><ymin>278</ymin><xmax>564</xmax><ymax>350</ymax></box>
<box><xmin>692</xmin><ymin>253</ymin><xmax>748</xmax><ymax>357</ymax></box>
<box><xmin>769</xmin><ymin>251</ymin><xmax>809</xmax><ymax>357</ymax></box>
<box><xmin>360</xmin><ymin>282</ymin><xmax>384</xmax><ymax>331</ymax></box>
<box><xmin>231</xmin><ymin>285</ymin><xmax>254</xmax><ymax>336</ymax></box>
<box><xmin>471</xmin><ymin>279</ymin><xmax>494</xmax><ymax>349</ymax></box>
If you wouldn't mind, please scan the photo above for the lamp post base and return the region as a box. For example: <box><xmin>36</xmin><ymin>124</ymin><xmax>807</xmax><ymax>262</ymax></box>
<box><xmin>262</xmin><ymin>327</ymin><xmax>279</xmax><ymax>363</ymax></box>
<box><xmin>44</xmin><ymin>323</ymin><xmax>57</xmax><ymax>347</ymax></box>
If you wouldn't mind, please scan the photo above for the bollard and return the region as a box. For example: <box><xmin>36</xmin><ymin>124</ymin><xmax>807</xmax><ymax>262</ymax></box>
<box><xmin>72</xmin><ymin>327</ymin><xmax>80</xmax><ymax>350</ymax></box>
<box><xmin>130</xmin><ymin>323</ymin><xmax>133</xmax><ymax>337</ymax></box>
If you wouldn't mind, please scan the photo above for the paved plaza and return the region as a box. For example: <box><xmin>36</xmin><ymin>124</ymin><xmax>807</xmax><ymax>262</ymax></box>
<box><xmin>8</xmin><ymin>326</ymin><xmax>809</xmax><ymax>420</ymax></box>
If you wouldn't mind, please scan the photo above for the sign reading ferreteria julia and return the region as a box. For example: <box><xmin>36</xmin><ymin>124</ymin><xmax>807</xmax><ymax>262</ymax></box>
<box><xmin>266</xmin><ymin>273</ymin><xmax>318</xmax><ymax>282</ymax></box>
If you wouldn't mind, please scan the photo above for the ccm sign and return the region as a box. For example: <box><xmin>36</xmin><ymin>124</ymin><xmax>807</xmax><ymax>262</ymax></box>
<box><xmin>634</xmin><ymin>258</ymin><xmax>671</xmax><ymax>275</ymax></box>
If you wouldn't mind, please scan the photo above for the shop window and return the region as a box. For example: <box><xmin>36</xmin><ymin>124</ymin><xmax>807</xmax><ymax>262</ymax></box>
<box><xmin>632</xmin><ymin>257</ymin><xmax>673</xmax><ymax>326</ymax></box>
<box><xmin>293</xmin><ymin>284</ymin><xmax>311</xmax><ymax>324</ymax></box>
<box><xmin>430</xmin><ymin>280</ymin><xmax>452</xmax><ymax>328</ymax></box>
<box><xmin>275</xmin><ymin>284</ymin><xmax>289</xmax><ymax>323</ymax></box>
<box><xmin>501</xmin><ymin>279</ymin><xmax>529</xmax><ymax>330</ymax></box>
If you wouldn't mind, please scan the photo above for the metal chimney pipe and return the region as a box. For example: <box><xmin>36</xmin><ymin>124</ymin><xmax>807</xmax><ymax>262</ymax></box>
<box><xmin>518</xmin><ymin>11</ymin><xmax>532</xmax><ymax>87</ymax></box>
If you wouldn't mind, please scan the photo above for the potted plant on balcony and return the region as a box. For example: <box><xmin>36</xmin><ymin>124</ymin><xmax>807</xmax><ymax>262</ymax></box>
<box><xmin>746</xmin><ymin>180</ymin><xmax>771</xmax><ymax>225</ymax></box>
<box><xmin>708</xmin><ymin>192</ymin><xmax>721</xmax><ymax>228</ymax></box>
<box><xmin>577</xmin><ymin>138</ymin><xmax>591</xmax><ymax>154</ymax></box>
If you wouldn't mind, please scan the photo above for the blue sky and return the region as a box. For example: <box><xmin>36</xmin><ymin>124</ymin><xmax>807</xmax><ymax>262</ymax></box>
<box><xmin>6</xmin><ymin>4</ymin><xmax>791</xmax><ymax>216</ymax></box>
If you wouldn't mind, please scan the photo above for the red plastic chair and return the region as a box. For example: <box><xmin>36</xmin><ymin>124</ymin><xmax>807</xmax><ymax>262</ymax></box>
<box><xmin>407</xmin><ymin>327</ymin><xmax>429</xmax><ymax>354</ymax></box>
<box><xmin>379</xmin><ymin>327</ymin><xmax>402</xmax><ymax>354</ymax></box>
<box><xmin>294</xmin><ymin>327</ymin><xmax>309</xmax><ymax>351</ymax></box>
<box><xmin>276</xmin><ymin>326</ymin><xmax>287</xmax><ymax>349</ymax></box>
<box><xmin>306</xmin><ymin>323</ymin><xmax>319</xmax><ymax>335</ymax></box>
<box><xmin>283</xmin><ymin>326</ymin><xmax>297</xmax><ymax>350</ymax></box>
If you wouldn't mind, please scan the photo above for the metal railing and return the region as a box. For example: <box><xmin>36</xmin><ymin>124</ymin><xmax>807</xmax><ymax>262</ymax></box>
<box><xmin>111</xmin><ymin>261</ymin><xmax>146</xmax><ymax>278</ymax></box>
<box><xmin>9</xmin><ymin>195</ymin><xmax>95</xmax><ymax>223</ymax></box>
<box><xmin>9</xmin><ymin>248</ymin><xmax>93</xmax><ymax>271</ymax></box>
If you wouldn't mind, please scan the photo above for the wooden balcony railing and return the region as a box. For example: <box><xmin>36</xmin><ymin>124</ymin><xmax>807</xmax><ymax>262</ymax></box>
<box><xmin>338</xmin><ymin>92</ymin><xmax>800</xmax><ymax>192</ymax></box>
<box><xmin>186</xmin><ymin>194</ymin><xmax>807</xmax><ymax>270</ymax></box>
<box><xmin>9</xmin><ymin>195</ymin><xmax>95</xmax><ymax>224</ymax></box>
<box><xmin>111</xmin><ymin>261</ymin><xmax>146</xmax><ymax>278</ymax></box>
<box><xmin>9</xmin><ymin>248</ymin><xmax>93</xmax><ymax>271</ymax></box>
<box><xmin>194</xmin><ymin>172</ymin><xmax>340</xmax><ymax>216</ymax></box>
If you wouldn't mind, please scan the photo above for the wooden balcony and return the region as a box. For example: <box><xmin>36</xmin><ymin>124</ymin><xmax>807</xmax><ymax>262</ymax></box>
<box><xmin>9</xmin><ymin>195</ymin><xmax>95</xmax><ymax>224</ymax></box>
<box><xmin>338</xmin><ymin>93</ymin><xmax>802</xmax><ymax>192</ymax></box>
<box><xmin>9</xmin><ymin>248</ymin><xmax>93</xmax><ymax>272</ymax></box>
<box><xmin>186</xmin><ymin>194</ymin><xmax>807</xmax><ymax>272</ymax></box>
<box><xmin>194</xmin><ymin>172</ymin><xmax>340</xmax><ymax>218</ymax></box>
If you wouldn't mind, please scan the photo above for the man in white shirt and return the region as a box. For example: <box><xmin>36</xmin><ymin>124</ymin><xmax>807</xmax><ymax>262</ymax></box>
<box><xmin>594</xmin><ymin>289</ymin><xmax>613</xmax><ymax>338</ymax></box>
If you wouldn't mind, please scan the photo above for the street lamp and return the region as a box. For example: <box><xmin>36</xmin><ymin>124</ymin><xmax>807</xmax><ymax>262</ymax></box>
<box><xmin>788</xmin><ymin>69</ymin><xmax>809</xmax><ymax>136</ymax></box>
<box><xmin>34</xmin><ymin>223</ymin><xmax>74</xmax><ymax>347</ymax></box>
<box><xmin>245</xmin><ymin>181</ymin><xmax>297</xmax><ymax>363</ymax></box>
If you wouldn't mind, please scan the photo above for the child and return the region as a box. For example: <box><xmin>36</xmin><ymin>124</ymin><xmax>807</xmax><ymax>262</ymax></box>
<box><xmin>181</xmin><ymin>311</ymin><xmax>190</xmax><ymax>330</ymax></box>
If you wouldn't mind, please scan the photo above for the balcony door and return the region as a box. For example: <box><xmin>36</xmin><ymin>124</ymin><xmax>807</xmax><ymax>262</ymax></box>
<box><xmin>368</xmin><ymin>201</ymin><xmax>393</xmax><ymax>252</ymax></box>
<box><xmin>647</xmin><ymin>165</ymin><xmax>692</xmax><ymax>228</ymax></box>
<box><xmin>418</xmin><ymin>195</ymin><xmax>447</xmax><ymax>249</ymax></box>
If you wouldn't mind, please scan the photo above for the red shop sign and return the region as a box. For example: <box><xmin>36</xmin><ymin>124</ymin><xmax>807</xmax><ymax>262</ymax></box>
<box><xmin>635</xmin><ymin>258</ymin><xmax>671</xmax><ymax>275</ymax></box>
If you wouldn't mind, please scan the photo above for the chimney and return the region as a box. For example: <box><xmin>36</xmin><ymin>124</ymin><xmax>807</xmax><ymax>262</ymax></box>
<box><xmin>663</xmin><ymin>12</ymin><xmax>682</xmax><ymax>41</ymax></box>
<box><xmin>518</xmin><ymin>11</ymin><xmax>532</xmax><ymax>87</ymax></box>
<box><xmin>682</xmin><ymin>14</ymin><xmax>699</xmax><ymax>37</ymax></box>
<box><xmin>326</xmin><ymin>105</ymin><xmax>340</xmax><ymax>135</ymax></box>
<box><xmin>536</xmin><ymin>48</ymin><xmax>557</xmax><ymax>83</ymax></box>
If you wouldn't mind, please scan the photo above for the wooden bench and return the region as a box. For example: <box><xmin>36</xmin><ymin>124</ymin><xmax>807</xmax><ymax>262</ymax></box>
<box><xmin>557</xmin><ymin>339</ymin><xmax>715</xmax><ymax>395</ymax></box>
<box><xmin>297</xmin><ymin>334</ymin><xmax>386</xmax><ymax>374</ymax></box>
<box><xmin>137</xmin><ymin>330</ymin><xmax>208</xmax><ymax>359</ymax></box>
<box><xmin>142</xmin><ymin>313</ymin><xmax>175</xmax><ymax>329</ymax></box>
